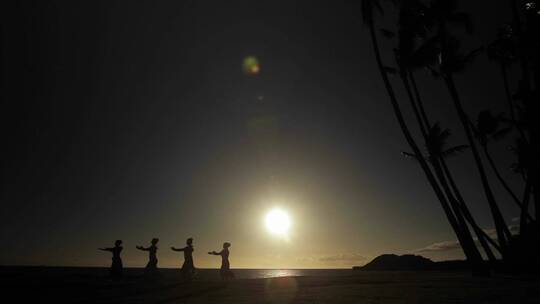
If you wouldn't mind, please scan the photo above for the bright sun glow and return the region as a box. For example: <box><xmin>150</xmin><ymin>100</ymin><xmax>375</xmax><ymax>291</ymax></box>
<box><xmin>265</xmin><ymin>208</ymin><xmax>291</xmax><ymax>237</ymax></box>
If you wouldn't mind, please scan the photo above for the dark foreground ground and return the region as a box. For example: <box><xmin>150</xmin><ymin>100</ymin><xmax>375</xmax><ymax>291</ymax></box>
<box><xmin>1</xmin><ymin>267</ymin><xmax>539</xmax><ymax>303</ymax></box>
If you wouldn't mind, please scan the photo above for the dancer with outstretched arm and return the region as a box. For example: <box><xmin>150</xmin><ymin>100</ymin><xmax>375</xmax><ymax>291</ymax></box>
<box><xmin>171</xmin><ymin>237</ymin><xmax>196</xmax><ymax>280</ymax></box>
<box><xmin>99</xmin><ymin>240</ymin><xmax>123</xmax><ymax>279</ymax></box>
<box><xmin>208</xmin><ymin>242</ymin><xmax>234</xmax><ymax>281</ymax></box>
<box><xmin>136</xmin><ymin>238</ymin><xmax>159</xmax><ymax>274</ymax></box>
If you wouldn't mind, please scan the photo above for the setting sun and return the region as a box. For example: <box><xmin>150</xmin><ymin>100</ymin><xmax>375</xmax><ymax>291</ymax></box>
<box><xmin>265</xmin><ymin>208</ymin><xmax>291</xmax><ymax>237</ymax></box>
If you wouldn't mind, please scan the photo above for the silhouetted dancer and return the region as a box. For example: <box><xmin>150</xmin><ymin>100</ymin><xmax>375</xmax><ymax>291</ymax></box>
<box><xmin>99</xmin><ymin>240</ymin><xmax>123</xmax><ymax>279</ymax></box>
<box><xmin>136</xmin><ymin>238</ymin><xmax>159</xmax><ymax>274</ymax></box>
<box><xmin>208</xmin><ymin>242</ymin><xmax>234</xmax><ymax>281</ymax></box>
<box><xmin>171</xmin><ymin>237</ymin><xmax>195</xmax><ymax>280</ymax></box>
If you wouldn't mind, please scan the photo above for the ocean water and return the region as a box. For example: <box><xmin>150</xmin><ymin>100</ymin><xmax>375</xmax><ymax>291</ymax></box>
<box><xmin>194</xmin><ymin>268</ymin><xmax>354</xmax><ymax>280</ymax></box>
<box><xmin>1</xmin><ymin>266</ymin><xmax>355</xmax><ymax>281</ymax></box>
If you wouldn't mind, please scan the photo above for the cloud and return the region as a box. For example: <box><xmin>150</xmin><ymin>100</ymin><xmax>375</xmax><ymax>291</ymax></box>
<box><xmin>414</xmin><ymin>224</ymin><xmax>521</xmax><ymax>254</ymax></box>
<box><xmin>319</xmin><ymin>253</ymin><xmax>367</xmax><ymax>263</ymax></box>
<box><xmin>295</xmin><ymin>256</ymin><xmax>316</xmax><ymax>263</ymax></box>
<box><xmin>414</xmin><ymin>240</ymin><xmax>461</xmax><ymax>253</ymax></box>
<box><xmin>509</xmin><ymin>224</ymin><xmax>520</xmax><ymax>233</ymax></box>
<box><xmin>483</xmin><ymin>224</ymin><xmax>520</xmax><ymax>239</ymax></box>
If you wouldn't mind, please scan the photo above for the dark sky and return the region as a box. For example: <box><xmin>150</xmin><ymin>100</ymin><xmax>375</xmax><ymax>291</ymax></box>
<box><xmin>1</xmin><ymin>0</ymin><xmax>522</xmax><ymax>268</ymax></box>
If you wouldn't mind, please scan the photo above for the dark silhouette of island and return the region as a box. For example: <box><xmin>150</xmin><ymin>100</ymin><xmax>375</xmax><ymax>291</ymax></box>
<box><xmin>98</xmin><ymin>240</ymin><xmax>123</xmax><ymax>278</ymax></box>
<box><xmin>136</xmin><ymin>238</ymin><xmax>159</xmax><ymax>274</ymax></box>
<box><xmin>171</xmin><ymin>237</ymin><xmax>195</xmax><ymax>280</ymax></box>
<box><xmin>353</xmin><ymin>254</ymin><xmax>471</xmax><ymax>271</ymax></box>
<box><xmin>208</xmin><ymin>242</ymin><xmax>234</xmax><ymax>280</ymax></box>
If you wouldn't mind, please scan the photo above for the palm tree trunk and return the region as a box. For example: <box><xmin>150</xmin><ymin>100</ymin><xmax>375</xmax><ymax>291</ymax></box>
<box><xmin>530</xmin><ymin>72</ymin><xmax>540</xmax><ymax>233</ymax></box>
<box><xmin>443</xmin><ymin>74</ymin><xmax>512</xmax><ymax>252</ymax></box>
<box><xmin>405</xmin><ymin>73</ymin><xmax>492</xmax><ymax>257</ymax></box>
<box><xmin>500</xmin><ymin>63</ymin><xmax>517</xmax><ymax>123</ymax></box>
<box><xmin>528</xmin><ymin>121</ymin><xmax>540</xmax><ymax>230</ymax></box>
<box><xmin>409</xmin><ymin>71</ymin><xmax>431</xmax><ymax>129</ymax></box>
<box><xmin>367</xmin><ymin>17</ymin><xmax>463</xmax><ymax>247</ymax></box>
<box><xmin>399</xmin><ymin>64</ymin><xmax>486</xmax><ymax>271</ymax></box>
<box><xmin>509</xmin><ymin>0</ymin><xmax>540</xmax><ymax>227</ymax></box>
<box><xmin>520</xmin><ymin>179</ymin><xmax>532</xmax><ymax>235</ymax></box>
<box><xmin>499</xmin><ymin>63</ymin><xmax>534</xmax><ymax>222</ymax></box>
<box><xmin>400</xmin><ymin>71</ymin><xmax>428</xmax><ymax>137</ymax></box>
<box><xmin>533</xmin><ymin>24</ymin><xmax>540</xmax><ymax>222</ymax></box>
<box><xmin>401</xmin><ymin>71</ymin><xmax>480</xmax><ymax>250</ymax></box>
<box><xmin>440</xmin><ymin>158</ymin><xmax>500</xmax><ymax>261</ymax></box>
<box><xmin>483</xmin><ymin>145</ymin><xmax>534</xmax><ymax>222</ymax></box>
<box><xmin>366</xmin><ymin>6</ymin><xmax>488</xmax><ymax>274</ymax></box>
<box><xmin>431</xmin><ymin>158</ymin><xmax>487</xmax><ymax>267</ymax></box>
<box><xmin>499</xmin><ymin>64</ymin><xmax>529</xmax><ymax>142</ymax></box>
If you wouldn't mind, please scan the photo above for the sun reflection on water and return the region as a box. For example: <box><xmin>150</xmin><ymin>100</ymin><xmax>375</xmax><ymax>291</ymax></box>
<box><xmin>259</xmin><ymin>269</ymin><xmax>300</xmax><ymax>278</ymax></box>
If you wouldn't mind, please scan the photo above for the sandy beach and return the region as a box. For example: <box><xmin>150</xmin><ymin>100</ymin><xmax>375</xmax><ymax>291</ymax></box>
<box><xmin>2</xmin><ymin>267</ymin><xmax>539</xmax><ymax>303</ymax></box>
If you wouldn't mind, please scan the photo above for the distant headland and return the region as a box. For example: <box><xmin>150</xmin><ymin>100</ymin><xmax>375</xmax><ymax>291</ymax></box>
<box><xmin>353</xmin><ymin>254</ymin><xmax>469</xmax><ymax>271</ymax></box>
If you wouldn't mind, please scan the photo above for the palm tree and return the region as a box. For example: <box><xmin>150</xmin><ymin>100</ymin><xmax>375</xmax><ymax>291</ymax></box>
<box><xmin>473</xmin><ymin>110</ymin><xmax>533</xmax><ymax>222</ymax></box>
<box><xmin>395</xmin><ymin>0</ymin><xmax>433</xmax><ymax>133</ymax></box>
<box><xmin>508</xmin><ymin>138</ymin><xmax>534</xmax><ymax>235</ymax></box>
<box><xmin>443</xmin><ymin>70</ymin><xmax>512</xmax><ymax>252</ymax></box>
<box><xmin>510</xmin><ymin>0</ymin><xmax>540</xmax><ymax>228</ymax></box>
<box><xmin>421</xmin><ymin>0</ymin><xmax>513</xmax><ymax>252</ymax></box>
<box><xmin>361</xmin><ymin>0</ymin><xmax>488</xmax><ymax>274</ymax></box>
<box><xmin>491</xmin><ymin>2</ymin><xmax>540</xmax><ymax>255</ymax></box>
<box><xmin>439</xmin><ymin>158</ymin><xmax>502</xmax><ymax>261</ymax></box>
<box><xmin>425</xmin><ymin>124</ymin><xmax>499</xmax><ymax>261</ymax></box>
<box><xmin>394</xmin><ymin>1</ymin><xmax>493</xmax><ymax>264</ymax></box>
<box><xmin>486</xmin><ymin>26</ymin><xmax>521</xmax><ymax>132</ymax></box>
<box><xmin>522</xmin><ymin>0</ymin><xmax>540</xmax><ymax>230</ymax></box>
<box><xmin>404</xmin><ymin>123</ymin><xmax>499</xmax><ymax>262</ymax></box>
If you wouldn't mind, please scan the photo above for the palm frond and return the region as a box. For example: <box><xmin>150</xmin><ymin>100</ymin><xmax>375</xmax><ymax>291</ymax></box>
<box><xmin>438</xmin><ymin>128</ymin><xmax>451</xmax><ymax>142</ymax></box>
<box><xmin>441</xmin><ymin>145</ymin><xmax>469</xmax><ymax>158</ymax></box>
<box><xmin>410</xmin><ymin>36</ymin><xmax>441</xmax><ymax>68</ymax></box>
<box><xmin>492</xmin><ymin>127</ymin><xmax>512</xmax><ymax>141</ymax></box>
<box><xmin>361</xmin><ymin>0</ymin><xmax>384</xmax><ymax>24</ymax></box>
<box><xmin>402</xmin><ymin>151</ymin><xmax>421</xmax><ymax>161</ymax></box>
<box><xmin>462</xmin><ymin>47</ymin><xmax>484</xmax><ymax>64</ymax></box>
<box><xmin>449</xmin><ymin>12</ymin><xmax>473</xmax><ymax>33</ymax></box>
<box><xmin>383</xmin><ymin>66</ymin><xmax>399</xmax><ymax>74</ymax></box>
<box><xmin>380</xmin><ymin>28</ymin><xmax>396</xmax><ymax>38</ymax></box>
<box><xmin>428</xmin><ymin>122</ymin><xmax>450</xmax><ymax>142</ymax></box>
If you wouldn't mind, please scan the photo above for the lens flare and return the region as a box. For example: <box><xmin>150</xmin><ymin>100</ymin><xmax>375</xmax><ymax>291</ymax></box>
<box><xmin>243</xmin><ymin>56</ymin><xmax>260</xmax><ymax>75</ymax></box>
<box><xmin>265</xmin><ymin>277</ymin><xmax>298</xmax><ymax>304</ymax></box>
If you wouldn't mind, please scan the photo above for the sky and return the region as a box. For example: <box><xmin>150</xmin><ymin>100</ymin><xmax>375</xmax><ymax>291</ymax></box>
<box><xmin>1</xmin><ymin>0</ymin><xmax>524</xmax><ymax>269</ymax></box>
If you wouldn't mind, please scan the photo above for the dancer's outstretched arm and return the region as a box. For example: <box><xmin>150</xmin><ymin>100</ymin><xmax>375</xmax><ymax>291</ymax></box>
<box><xmin>171</xmin><ymin>246</ymin><xmax>185</xmax><ymax>252</ymax></box>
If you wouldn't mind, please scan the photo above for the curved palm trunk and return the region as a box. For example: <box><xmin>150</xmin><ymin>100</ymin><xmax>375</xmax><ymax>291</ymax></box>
<box><xmin>407</xmin><ymin>69</ymin><xmax>497</xmax><ymax>261</ymax></box>
<box><xmin>400</xmin><ymin>70</ymin><xmax>487</xmax><ymax>267</ymax></box>
<box><xmin>500</xmin><ymin>64</ymin><xmax>517</xmax><ymax>123</ymax></box>
<box><xmin>533</xmin><ymin>77</ymin><xmax>540</xmax><ymax>230</ymax></box>
<box><xmin>499</xmin><ymin>63</ymin><xmax>533</xmax><ymax>223</ymax></box>
<box><xmin>400</xmin><ymin>71</ymin><xmax>428</xmax><ymax>138</ymax></box>
<box><xmin>366</xmin><ymin>5</ymin><xmax>488</xmax><ymax>274</ymax></box>
<box><xmin>526</xmin><ymin>118</ymin><xmax>540</xmax><ymax>230</ymax></box>
<box><xmin>409</xmin><ymin>71</ymin><xmax>431</xmax><ymax>129</ymax></box>
<box><xmin>530</xmin><ymin>66</ymin><xmax>540</xmax><ymax>233</ymax></box>
<box><xmin>500</xmin><ymin>64</ymin><xmax>528</xmax><ymax>142</ymax></box>
<box><xmin>366</xmin><ymin>17</ymin><xmax>462</xmax><ymax>243</ymax></box>
<box><xmin>443</xmin><ymin>74</ymin><xmax>512</xmax><ymax>252</ymax></box>
<box><xmin>483</xmin><ymin>145</ymin><xmax>534</xmax><ymax>222</ymax></box>
<box><xmin>440</xmin><ymin>159</ymin><xmax>500</xmax><ymax>261</ymax></box>
<box><xmin>509</xmin><ymin>0</ymin><xmax>540</xmax><ymax>227</ymax></box>
<box><xmin>431</xmin><ymin>158</ymin><xmax>486</xmax><ymax>266</ymax></box>
<box><xmin>520</xmin><ymin>179</ymin><xmax>532</xmax><ymax>235</ymax></box>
